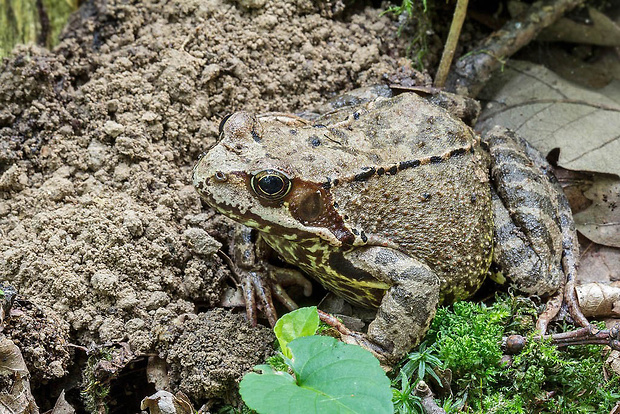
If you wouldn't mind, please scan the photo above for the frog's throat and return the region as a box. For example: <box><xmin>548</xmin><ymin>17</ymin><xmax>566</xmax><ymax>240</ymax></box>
<box><xmin>261</xmin><ymin>233</ymin><xmax>390</xmax><ymax>309</ymax></box>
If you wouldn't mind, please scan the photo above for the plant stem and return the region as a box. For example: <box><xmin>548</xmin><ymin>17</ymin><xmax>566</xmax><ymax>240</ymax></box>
<box><xmin>434</xmin><ymin>0</ymin><xmax>469</xmax><ymax>88</ymax></box>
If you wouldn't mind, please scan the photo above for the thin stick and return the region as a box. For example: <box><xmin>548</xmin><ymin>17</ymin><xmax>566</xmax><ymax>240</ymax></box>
<box><xmin>434</xmin><ymin>0</ymin><xmax>469</xmax><ymax>88</ymax></box>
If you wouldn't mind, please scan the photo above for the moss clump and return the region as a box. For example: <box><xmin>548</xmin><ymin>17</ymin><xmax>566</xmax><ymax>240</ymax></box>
<box><xmin>80</xmin><ymin>347</ymin><xmax>113</xmax><ymax>413</ymax></box>
<box><xmin>419</xmin><ymin>295</ymin><xmax>620</xmax><ymax>412</ymax></box>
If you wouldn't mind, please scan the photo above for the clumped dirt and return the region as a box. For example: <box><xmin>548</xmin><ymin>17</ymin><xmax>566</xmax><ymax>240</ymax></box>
<box><xmin>159</xmin><ymin>309</ymin><xmax>275</xmax><ymax>402</ymax></box>
<box><xmin>0</xmin><ymin>0</ymin><xmax>409</xmax><ymax>409</ymax></box>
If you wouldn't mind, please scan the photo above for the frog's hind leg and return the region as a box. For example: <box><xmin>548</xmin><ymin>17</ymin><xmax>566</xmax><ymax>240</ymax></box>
<box><xmin>485</xmin><ymin>126</ymin><xmax>588</xmax><ymax>332</ymax></box>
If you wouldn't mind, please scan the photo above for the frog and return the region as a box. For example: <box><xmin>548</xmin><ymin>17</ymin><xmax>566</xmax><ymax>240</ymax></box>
<box><xmin>192</xmin><ymin>89</ymin><xmax>588</xmax><ymax>361</ymax></box>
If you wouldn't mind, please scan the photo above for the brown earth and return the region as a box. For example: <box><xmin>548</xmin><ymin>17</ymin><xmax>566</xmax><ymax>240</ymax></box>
<box><xmin>0</xmin><ymin>0</ymin><xmax>414</xmax><ymax>410</ymax></box>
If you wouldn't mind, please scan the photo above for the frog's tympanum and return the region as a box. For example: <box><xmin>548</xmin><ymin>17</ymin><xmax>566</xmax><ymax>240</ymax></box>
<box><xmin>193</xmin><ymin>92</ymin><xmax>582</xmax><ymax>360</ymax></box>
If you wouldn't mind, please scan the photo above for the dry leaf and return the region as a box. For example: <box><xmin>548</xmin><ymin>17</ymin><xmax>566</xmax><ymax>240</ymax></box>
<box><xmin>539</xmin><ymin>7</ymin><xmax>620</xmax><ymax>46</ymax></box>
<box><xmin>44</xmin><ymin>390</ymin><xmax>75</xmax><ymax>414</ymax></box>
<box><xmin>478</xmin><ymin>61</ymin><xmax>620</xmax><ymax>176</ymax></box>
<box><xmin>606</xmin><ymin>350</ymin><xmax>620</xmax><ymax>377</ymax></box>
<box><xmin>574</xmin><ymin>176</ymin><xmax>620</xmax><ymax>248</ymax></box>
<box><xmin>520</xmin><ymin>46</ymin><xmax>620</xmax><ymax>90</ymax></box>
<box><xmin>0</xmin><ymin>336</ymin><xmax>38</xmax><ymax>414</ymax></box>
<box><xmin>576</xmin><ymin>282</ymin><xmax>620</xmax><ymax>317</ymax></box>
<box><xmin>0</xmin><ymin>335</ymin><xmax>27</xmax><ymax>374</ymax></box>
<box><xmin>578</xmin><ymin>242</ymin><xmax>620</xmax><ymax>283</ymax></box>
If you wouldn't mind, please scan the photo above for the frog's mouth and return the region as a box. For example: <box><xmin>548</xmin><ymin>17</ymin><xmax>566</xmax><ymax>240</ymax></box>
<box><xmin>210</xmin><ymin>191</ymin><xmax>336</xmax><ymax>244</ymax></box>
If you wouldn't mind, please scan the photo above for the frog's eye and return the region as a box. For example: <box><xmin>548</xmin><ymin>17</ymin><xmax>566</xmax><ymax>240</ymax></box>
<box><xmin>218</xmin><ymin>114</ymin><xmax>233</xmax><ymax>135</ymax></box>
<box><xmin>250</xmin><ymin>169</ymin><xmax>292</xmax><ymax>201</ymax></box>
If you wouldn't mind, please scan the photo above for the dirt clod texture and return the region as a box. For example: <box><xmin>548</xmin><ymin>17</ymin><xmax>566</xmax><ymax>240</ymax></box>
<box><xmin>158</xmin><ymin>309</ymin><xmax>274</xmax><ymax>402</ymax></box>
<box><xmin>0</xmin><ymin>0</ymin><xmax>408</xmax><ymax>408</ymax></box>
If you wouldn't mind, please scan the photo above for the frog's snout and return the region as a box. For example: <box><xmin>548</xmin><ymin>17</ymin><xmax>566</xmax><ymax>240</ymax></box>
<box><xmin>192</xmin><ymin>155</ymin><xmax>215</xmax><ymax>192</ymax></box>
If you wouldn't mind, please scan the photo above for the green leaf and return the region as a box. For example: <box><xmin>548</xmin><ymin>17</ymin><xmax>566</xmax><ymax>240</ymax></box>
<box><xmin>240</xmin><ymin>336</ymin><xmax>393</xmax><ymax>414</ymax></box>
<box><xmin>273</xmin><ymin>306</ymin><xmax>319</xmax><ymax>358</ymax></box>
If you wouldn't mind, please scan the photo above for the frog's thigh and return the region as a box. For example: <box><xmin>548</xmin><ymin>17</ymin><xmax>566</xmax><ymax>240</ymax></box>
<box><xmin>344</xmin><ymin>247</ymin><xmax>440</xmax><ymax>359</ymax></box>
<box><xmin>485</xmin><ymin>127</ymin><xmax>563</xmax><ymax>296</ymax></box>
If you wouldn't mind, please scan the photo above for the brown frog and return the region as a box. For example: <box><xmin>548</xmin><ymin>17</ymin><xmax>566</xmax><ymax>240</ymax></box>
<box><xmin>193</xmin><ymin>90</ymin><xmax>585</xmax><ymax>360</ymax></box>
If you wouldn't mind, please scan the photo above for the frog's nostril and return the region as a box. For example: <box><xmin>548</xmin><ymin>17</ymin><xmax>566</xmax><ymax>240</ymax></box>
<box><xmin>214</xmin><ymin>171</ymin><xmax>228</xmax><ymax>182</ymax></box>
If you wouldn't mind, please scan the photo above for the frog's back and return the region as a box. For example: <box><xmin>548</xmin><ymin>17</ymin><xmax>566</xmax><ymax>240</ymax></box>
<box><xmin>314</xmin><ymin>93</ymin><xmax>494</xmax><ymax>302</ymax></box>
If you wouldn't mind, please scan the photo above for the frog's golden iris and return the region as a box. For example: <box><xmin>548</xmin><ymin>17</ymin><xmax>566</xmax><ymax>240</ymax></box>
<box><xmin>250</xmin><ymin>169</ymin><xmax>292</xmax><ymax>201</ymax></box>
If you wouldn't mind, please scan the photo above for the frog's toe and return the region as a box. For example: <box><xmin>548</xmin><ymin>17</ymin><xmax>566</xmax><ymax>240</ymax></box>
<box><xmin>268</xmin><ymin>265</ymin><xmax>313</xmax><ymax>316</ymax></box>
<box><xmin>340</xmin><ymin>332</ymin><xmax>392</xmax><ymax>363</ymax></box>
<box><xmin>536</xmin><ymin>256</ymin><xmax>590</xmax><ymax>334</ymax></box>
<box><xmin>565</xmin><ymin>292</ymin><xmax>591</xmax><ymax>329</ymax></box>
<box><xmin>317</xmin><ymin>310</ymin><xmax>392</xmax><ymax>363</ymax></box>
<box><xmin>241</xmin><ymin>266</ymin><xmax>313</xmax><ymax>328</ymax></box>
<box><xmin>267</xmin><ymin>265</ymin><xmax>313</xmax><ymax>301</ymax></box>
<box><xmin>536</xmin><ymin>289</ymin><xmax>563</xmax><ymax>334</ymax></box>
<box><xmin>242</xmin><ymin>270</ymin><xmax>278</xmax><ymax>327</ymax></box>
<box><xmin>562</xmin><ymin>253</ymin><xmax>590</xmax><ymax>329</ymax></box>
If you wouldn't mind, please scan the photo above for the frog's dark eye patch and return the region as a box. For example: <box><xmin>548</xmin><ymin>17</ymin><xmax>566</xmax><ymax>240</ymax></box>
<box><xmin>218</xmin><ymin>113</ymin><xmax>233</xmax><ymax>135</ymax></box>
<box><xmin>250</xmin><ymin>169</ymin><xmax>292</xmax><ymax>201</ymax></box>
<box><xmin>295</xmin><ymin>191</ymin><xmax>323</xmax><ymax>223</ymax></box>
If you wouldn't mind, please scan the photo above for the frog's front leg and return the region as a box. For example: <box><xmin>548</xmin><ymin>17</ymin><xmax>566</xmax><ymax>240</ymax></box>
<box><xmin>485</xmin><ymin>126</ymin><xmax>589</xmax><ymax>331</ymax></box>
<box><xmin>337</xmin><ymin>246</ymin><xmax>440</xmax><ymax>361</ymax></box>
<box><xmin>230</xmin><ymin>225</ymin><xmax>312</xmax><ymax>327</ymax></box>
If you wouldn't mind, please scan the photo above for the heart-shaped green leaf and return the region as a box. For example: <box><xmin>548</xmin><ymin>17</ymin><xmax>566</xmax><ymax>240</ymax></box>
<box><xmin>240</xmin><ymin>335</ymin><xmax>393</xmax><ymax>414</ymax></box>
<box><xmin>273</xmin><ymin>306</ymin><xmax>319</xmax><ymax>358</ymax></box>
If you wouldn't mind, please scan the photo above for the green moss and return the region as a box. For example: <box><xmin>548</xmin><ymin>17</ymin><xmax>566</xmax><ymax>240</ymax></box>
<box><xmin>417</xmin><ymin>294</ymin><xmax>620</xmax><ymax>413</ymax></box>
<box><xmin>80</xmin><ymin>347</ymin><xmax>114</xmax><ymax>414</ymax></box>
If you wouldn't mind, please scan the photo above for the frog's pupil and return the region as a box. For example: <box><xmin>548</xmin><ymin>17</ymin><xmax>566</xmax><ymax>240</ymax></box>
<box><xmin>258</xmin><ymin>175</ymin><xmax>284</xmax><ymax>195</ymax></box>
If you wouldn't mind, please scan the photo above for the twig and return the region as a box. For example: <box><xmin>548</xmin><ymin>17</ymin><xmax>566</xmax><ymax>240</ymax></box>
<box><xmin>414</xmin><ymin>381</ymin><xmax>446</xmax><ymax>414</ymax></box>
<box><xmin>445</xmin><ymin>0</ymin><xmax>586</xmax><ymax>97</ymax></box>
<box><xmin>504</xmin><ymin>324</ymin><xmax>620</xmax><ymax>354</ymax></box>
<box><xmin>434</xmin><ymin>0</ymin><xmax>469</xmax><ymax>88</ymax></box>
